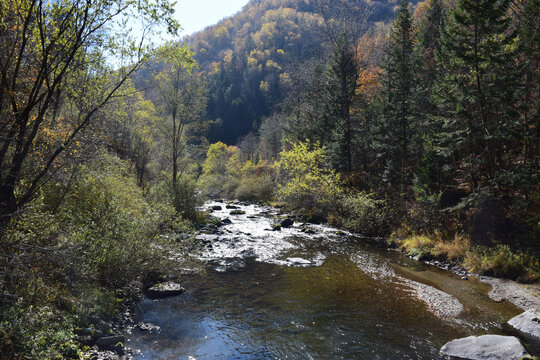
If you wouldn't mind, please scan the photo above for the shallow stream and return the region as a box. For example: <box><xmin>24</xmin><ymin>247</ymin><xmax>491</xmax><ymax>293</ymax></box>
<box><xmin>126</xmin><ymin>201</ymin><xmax>523</xmax><ymax>359</ymax></box>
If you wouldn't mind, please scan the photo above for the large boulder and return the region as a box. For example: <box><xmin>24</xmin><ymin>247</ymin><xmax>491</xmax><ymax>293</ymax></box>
<box><xmin>145</xmin><ymin>282</ymin><xmax>185</xmax><ymax>299</ymax></box>
<box><xmin>507</xmin><ymin>309</ymin><xmax>540</xmax><ymax>343</ymax></box>
<box><xmin>440</xmin><ymin>335</ymin><xmax>530</xmax><ymax>360</ymax></box>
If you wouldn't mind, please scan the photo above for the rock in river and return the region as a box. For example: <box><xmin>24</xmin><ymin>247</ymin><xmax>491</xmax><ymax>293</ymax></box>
<box><xmin>281</xmin><ymin>218</ymin><xmax>294</xmax><ymax>228</ymax></box>
<box><xmin>286</xmin><ymin>257</ymin><xmax>312</xmax><ymax>266</ymax></box>
<box><xmin>440</xmin><ymin>335</ymin><xmax>530</xmax><ymax>360</ymax></box>
<box><xmin>211</xmin><ymin>205</ymin><xmax>222</xmax><ymax>211</ymax></box>
<box><xmin>507</xmin><ymin>309</ymin><xmax>540</xmax><ymax>343</ymax></box>
<box><xmin>220</xmin><ymin>218</ymin><xmax>232</xmax><ymax>225</ymax></box>
<box><xmin>230</xmin><ymin>210</ymin><xmax>246</xmax><ymax>215</ymax></box>
<box><xmin>145</xmin><ymin>282</ymin><xmax>185</xmax><ymax>299</ymax></box>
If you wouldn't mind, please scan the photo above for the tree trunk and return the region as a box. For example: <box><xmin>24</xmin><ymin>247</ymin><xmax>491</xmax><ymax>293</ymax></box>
<box><xmin>0</xmin><ymin>185</ymin><xmax>17</xmax><ymax>239</ymax></box>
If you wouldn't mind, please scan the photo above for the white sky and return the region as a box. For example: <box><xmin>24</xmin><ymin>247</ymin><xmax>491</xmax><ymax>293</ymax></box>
<box><xmin>175</xmin><ymin>0</ymin><xmax>250</xmax><ymax>37</ymax></box>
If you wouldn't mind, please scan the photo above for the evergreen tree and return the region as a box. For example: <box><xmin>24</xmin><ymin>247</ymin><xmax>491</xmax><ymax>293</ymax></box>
<box><xmin>416</xmin><ymin>0</ymin><xmax>446</xmax><ymax>109</ymax></box>
<box><xmin>433</xmin><ymin>0</ymin><xmax>522</xmax><ymax>195</ymax></box>
<box><xmin>284</xmin><ymin>62</ymin><xmax>330</xmax><ymax>144</ymax></box>
<box><xmin>379</xmin><ymin>0</ymin><xmax>418</xmax><ymax>189</ymax></box>
<box><xmin>413</xmin><ymin>0</ymin><xmax>447</xmax><ymax>194</ymax></box>
<box><xmin>518</xmin><ymin>0</ymin><xmax>540</xmax><ymax>174</ymax></box>
<box><xmin>322</xmin><ymin>33</ymin><xmax>362</xmax><ymax>172</ymax></box>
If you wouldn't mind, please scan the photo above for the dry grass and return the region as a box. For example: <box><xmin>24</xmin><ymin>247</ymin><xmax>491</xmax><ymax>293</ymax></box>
<box><xmin>433</xmin><ymin>235</ymin><xmax>470</xmax><ymax>262</ymax></box>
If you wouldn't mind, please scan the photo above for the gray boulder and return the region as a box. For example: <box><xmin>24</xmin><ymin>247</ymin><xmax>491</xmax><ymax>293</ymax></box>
<box><xmin>145</xmin><ymin>282</ymin><xmax>185</xmax><ymax>299</ymax></box>
<box><xmin>507</xmin><ymin>309</ymin><xmax>540</xmax><ymax>343</ymax></box>
<box><xmin>440</xmin><ymin>335</ymin><xmax>530</xmax><ymax>360</ymax></box>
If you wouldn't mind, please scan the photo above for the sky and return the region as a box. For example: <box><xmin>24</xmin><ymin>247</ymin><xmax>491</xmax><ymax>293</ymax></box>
<box><xmin>175</xmin><ymin>0</ymin><xmax>250</xmax><ymax>37</ymax></box>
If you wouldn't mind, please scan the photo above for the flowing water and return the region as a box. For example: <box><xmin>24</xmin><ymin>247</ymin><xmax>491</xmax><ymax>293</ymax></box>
<box><xmin>125</xmin><ymin>201</ymin><xmax>523</xmax><ymax>359</ymax></box>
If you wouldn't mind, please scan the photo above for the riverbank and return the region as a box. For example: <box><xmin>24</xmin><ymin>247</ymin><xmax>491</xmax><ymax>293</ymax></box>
<box><xmin>479</xmin><ymin>276</ymin><xmax>540</xmax><ymax>310</ymax></box>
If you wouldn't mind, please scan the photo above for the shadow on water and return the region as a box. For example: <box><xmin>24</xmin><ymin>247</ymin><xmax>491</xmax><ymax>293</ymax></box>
<box><xmin>126</xmin><ymin>202</ymin><xmax>523</xmax><ymax>360</ymax></box>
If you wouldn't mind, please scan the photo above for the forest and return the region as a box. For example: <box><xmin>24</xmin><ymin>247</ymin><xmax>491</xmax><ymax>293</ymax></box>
<box><xmin>0</xmin><ymin>0</ymin><xmax>539</xmax><ymax>358</ymax></box>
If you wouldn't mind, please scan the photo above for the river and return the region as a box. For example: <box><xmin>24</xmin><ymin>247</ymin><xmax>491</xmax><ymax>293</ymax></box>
<box><xmin>125</xmin><ymin>201</ymin><xmax>523</xmax><ymax>359</ymax></box>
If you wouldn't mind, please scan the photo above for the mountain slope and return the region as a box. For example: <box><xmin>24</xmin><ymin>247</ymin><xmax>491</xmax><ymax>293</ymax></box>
<box><xmin>187</xmin><ymin>0</ymin><xmax>421</xmax><ymax>144</ymax></box>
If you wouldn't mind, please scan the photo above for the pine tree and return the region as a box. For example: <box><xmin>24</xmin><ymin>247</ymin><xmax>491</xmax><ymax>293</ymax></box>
<box><xmin>322</xmin><ymin>33</ymin><xmax>361</xmax><ymax>173</ymax></box>
<box><xmin>380</xmin><ymin>0</ymin><xmax>418</xmax><ymax>189</ymax></box>
<box><xmin>433</xmin><ymin>0</ymin><xmax>522</xmax><ymax>194</ymax></box>
<box><xmin>518</xmin><ymin>0</ymin><xmax>540</xmax><ymax>174</ymax></box>
<box><xmin>413</xmin><ymin>0</ymin><xmax>447</xmax><ymax>194</ymax></box>
<box><xmin>417</xmin><ymin>0</ymin><xmax>446</xmax><ymax>109</ymax></box>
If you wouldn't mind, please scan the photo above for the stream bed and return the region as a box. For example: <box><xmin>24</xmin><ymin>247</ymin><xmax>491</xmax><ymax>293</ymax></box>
<box><xmin>125</xmin><ymin>201</ymin><xmax>524</xmax><ymax>359</ymax></box>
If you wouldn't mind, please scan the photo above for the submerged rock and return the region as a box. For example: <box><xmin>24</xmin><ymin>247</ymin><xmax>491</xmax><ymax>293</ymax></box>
<box><xmin>301</xmin><ymin>227</ymin><xmax>316</xmax><ymax>234</ymax></box>
<box><xmin>507</xmin><ymin>309</ymin><xmax>540</xmax><ymax>343</ymax></box>
<box><xmin>96</xmin><ymin>335</ymin><xmax>125</xmax><ymax>355</ymax></box>
<box><xmin>145</xmin><ymin>282</ymin><xmax>185</xmax><ymax>299</ymax></box>
<box><xmin>230</xmin><ymin>210</ymin><xmax>246</xmax><ymax>215</ymax></box>
<box><xmin>136</xmin><ymin>322</ymin><xmax>160</xmax><ymax>332</ymax></box>
<box><xmin>440</xmin><ymin>335</ymin><xmax>530</xmax><ymax>360</ymax></box>
<box><xmin>226</xmin><ymin>205</ymin><xmax>239</xmax><ymax>209</ymax></box>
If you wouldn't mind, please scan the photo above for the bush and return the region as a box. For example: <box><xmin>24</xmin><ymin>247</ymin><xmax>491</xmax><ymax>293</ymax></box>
<box><xmin>198</xmin><ymin>142</ymin><xmax>241</xmax><ymax>198</ymax></box>
<box><xmin>331</xmin><ymin>191</ymin><xmax>392</xmax><ymax>237</ymax></box>
<box><xmin>0</xmin><ymin>153</ymin><xmax>194</xmax><ymax>359</ymax></box>
<box><xmin>399</xmin><ymin>235</ymin><xmax>436</xmax><ymax>260</ymax></box>
<box><xmin>59</xmin><ymin>154</ymin><xmax>174</xmax><ymax>289</ymax></box>
<box><xmin>275</xmin><ymin>141</ymin><xmax>342</xmax><ymax>215</ymax></box>
<box><xmin>233</xmin><ymin>162</ymin><xmax>275</xmax><ymax>202</ymax></box>
<box><xmin>172</xmin><ymin>175</ymin><xmax>201</xmax><ymax>221</ymax></box>
<box><xmin>198</xmin><ymin>143</ymin><xmax>276</xmax><ymax>202</ymax></box>
<box><xmin>0</xmin><ymin>303</ymin><xmax>81</xmax><ymax>359</ymax></box>
<box><xmin>464</xmin><ymin>245</ymin><xmax>540</xmax><ymax>281</ymax></box>
<box><xmin>433</xmin><ymin>235</ymin><xmax>470</xmax><ymax>262</ymax></box>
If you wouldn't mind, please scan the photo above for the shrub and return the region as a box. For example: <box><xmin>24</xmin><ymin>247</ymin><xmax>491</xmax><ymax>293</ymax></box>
<box><xmin>399</xmin><ymin>235</ymin><xmax>436</xmax><ymax>260</ymax></box>
<box><xmin>57</xmin><ymin>154</ymin><xmax>172</xmax><ymax>289</ymax></box>
<box><xmin>172</xmin><ymin>175</ymin><xmax>202</xmax><ymax>221</ymax></box>
<box><xmin>198</xmin><ymin>142</ymin><xmax>241</xmax><ymax>198</ymax></box>
<box><xmin>464</xmin><ymin>245</ymin><xmax>539</xmax><ymax>281</ymax></box>
<box><xmin>331</xmin><ymin>191</ymin><xmax>392</xmax><ymax>237</ymax></box>
<box><xmin>233</xmin><ymin>161</ymin><xmax>275</xmax><ymax>202</ymax></box>
<box><xmin>198</xmin><ymin>143</ymin><xmax>276</xmax><ymax>202</ymax></box>
<box><xmin>0</xmin><ymin>154</ymin><xmax>192</xmax><ymax>359</ymax></box>
<box><xmin>433</xmin><ymin>235</ymin><xmax>470</xmax><ymax>262</ymax></box>
<box><xmin>274</xmin><ymin>141</ymin><xmax>342</xmax><ymax>215</ymax></box>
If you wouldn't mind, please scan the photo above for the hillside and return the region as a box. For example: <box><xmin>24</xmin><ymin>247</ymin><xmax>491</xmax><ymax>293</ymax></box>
<box><xmin>183</xmin><ymin>0</ymin><xmax>422</xmax><ymax>144</ymax></box>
